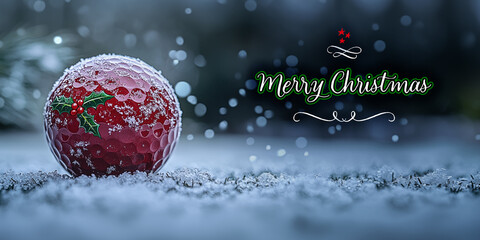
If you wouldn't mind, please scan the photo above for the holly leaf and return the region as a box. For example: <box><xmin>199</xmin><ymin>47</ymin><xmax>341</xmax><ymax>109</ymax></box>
<box><xmin>51</xmin><ymin>96</ymin><xmax>74</xmax><ymax>114</ymax></box>
<box><xmin>78</xmin><ymin>112</ymin><xmax>101</xmax><ymax>138</ymax></box>
<box><xmin>83</xmin><ymin>91</ymin><xmax>114</xmax><ymax>110</ymax></box>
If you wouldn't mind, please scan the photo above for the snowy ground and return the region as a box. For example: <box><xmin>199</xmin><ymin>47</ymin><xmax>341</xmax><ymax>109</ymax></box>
<box><xmin>1</xmin><ymin>132</ymin><xmax>480</xmax><ymax>240</ymax></box>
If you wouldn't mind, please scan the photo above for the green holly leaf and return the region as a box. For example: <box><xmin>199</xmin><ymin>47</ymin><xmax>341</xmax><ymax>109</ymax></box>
<box><xmin>83</xmin><ymin>91</ymin><xmax>114</xmax><ymax>110</ymax></box>
<box><xmin>78</xmin><ymin>112</ymin><xmax>101</xmax><ymax>138</ymax></box>
<box><xmin>51</xmin><ymin>96</ymin><xmax>74</xmax><ymax>114</ymax></box>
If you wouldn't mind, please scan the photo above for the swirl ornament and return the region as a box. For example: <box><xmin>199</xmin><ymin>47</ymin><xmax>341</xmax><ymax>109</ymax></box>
<box><xmin>293</xmin><ymin>111</ymin><xmax>395</xmax><ymax>123</ymax></box>
<box><xmin>327</xmin><ymin>45</ymin><xmax>362</xmax><ymax>59</ymax></box>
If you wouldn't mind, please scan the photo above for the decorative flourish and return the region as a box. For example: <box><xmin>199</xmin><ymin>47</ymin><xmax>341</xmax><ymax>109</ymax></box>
<box><xmin>328</xmin><ymin>27</ymin><xmax>361</xmax><ymax>59</ymax></box>
<box><xmin>293</xmin><ymin>111</ymin><xmax>395</xmax><ymax>123</ymax></box>
<box><xmin>327</xmin><ymin>45</ymin><xmax>362</xmax><ymax>59</ymax></box>
<box><xmin>51</xmin><ymin>91</ymin><xmax>113</xmax><ymax>138</ymax></box>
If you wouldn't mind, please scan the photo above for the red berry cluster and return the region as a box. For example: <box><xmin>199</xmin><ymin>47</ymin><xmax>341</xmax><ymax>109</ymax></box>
<box><xmin>70</xmin><ymin>100</ymin><xmax>84</xmax><ymax>115</ymax></box>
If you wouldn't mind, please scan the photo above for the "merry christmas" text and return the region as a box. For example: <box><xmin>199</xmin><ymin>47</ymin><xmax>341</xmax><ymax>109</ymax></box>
<box><xmin>255</xmin><ymin>68</ymin><xmax>433</xmax><ymax>104</ymax></box>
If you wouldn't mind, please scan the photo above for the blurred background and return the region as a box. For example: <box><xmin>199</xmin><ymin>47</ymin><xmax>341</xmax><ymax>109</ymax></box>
<box><xmin>2</xmin><ymin>2</ymin><xmax>480</xmax><ymax>240</ymax></box>
<box><xmin>1</xmin><ymin>0</ymin><xmax>480</xmax><ymax>142</ymax></box>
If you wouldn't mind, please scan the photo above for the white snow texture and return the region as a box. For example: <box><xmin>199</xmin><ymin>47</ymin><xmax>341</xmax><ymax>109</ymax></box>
<box><xmin>1</xmin><ymin>132</ymin><xmax>480</xmax><ymax>240</ymax></box>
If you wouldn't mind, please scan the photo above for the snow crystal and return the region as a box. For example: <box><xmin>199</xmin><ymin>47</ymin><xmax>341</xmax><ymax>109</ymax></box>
<box><xmin>335</xmin><ymin>101</ymin><xmax>344</xmax><ymax>110</ymax></box>
<box><xmin>228</xmin><ymin>98</ymin><xmax>238</xmax><ymax>107</ymax></box>
<box><xmin>234</xmin><ymin>72</ymin><xmax>242</xmax><ymax>80</ymax></box>
<box><xmin>194</xmin><ymin>55</ymin><xmax>207</xmax><ymax>67</ymax></box>
<box><xmin>238</xmin><ymin>50</ymin><xmax>247</xmax><ymax>59</ymax></box>
<box><xmin>320</xmin><ymin>66</ymin><xmax>328</xmax><ymax>75</ymax></box>
<box><xmin>277</xmin><ymin>149</ymin><xmax>286</xmax><ymax>157</ymax></box>
<box><xmin>53</xmin><ymin>36</ymin><xmax>62</xmax><ymax>44</ymax></box>
<box><xmin>194</xmin><ymin>103</ymin><xmax>207</xmax><ymax>117</ymax></box>
<box><xmin>245</xmin><ymin>79</ymin><xmax>256</xmax><ymax>90</ymax></box>
<box><xmin>106</xmin><ymin>166</ymin><xmax>116</xmax><ymax>174</ymax></box>
<box><xmin>176</xmin><ymin>36</ymin><xmax>184</xmax><ymax>46</ymax></box>
<box><xmin>77</xmin><ymin>25</ymin><xmax>90</xmax><ymax>37</ymax></box>
<box><xmin>218</xmin><ymin>120</ymin><xmax>228</xmax><ymax>130</ymax></box>
<box><xmin>175</xmin><ymin>50</ymin><xmax>187</xmax><ymax>61</ymax></box>
<box><xmin>400</xmin><ymin>15</ymin><xmax>412</xmax><ymax>27</ymax></box>
<box><xmin>264</xmin><ymin>110</ymin><xmax>274</xmax><ymax>119</ymax></box>
<box><xmin>174</xmin><ymin>81</ymin><xmax>191</xmax><ymax>98</ymax></box>
<box><xmin>246</xmin><ymin>137</ymin><xmax>255</xmax><ymax>145</ymax></box>
<box><xmin>124</xmin><ymin>33</ymin><xmax>137</xmax><ymax>48</ymax></box>
<box><xmin>374</xmin><ymin>40</ymin><xmax>386</xmax><ymax>52</ymax></box>
<box><xmin>285</xmin><ymin>55</ymin><xmax>298</xmax><ymax>67</ymax></box>
<box><xmin>32</xmin><ymin>89</ymin><xmax>41</xmax><ymax>99</ymax></box>
<box><xmin>219</xmin><ymin>107</ymin><xmax>227</xmax><ymax>115</ymax></box>
<box><xmin>273</xmin><ymin>58</ymin><xmax>281</xmax><ymax>67</ymax></box>
<box><xmin>328</xmin><ymin>126</ymin><xmax>336</xmax><ymax>135</ymax></box>
<box><xmin>124</xmin><ymin>116</ymin><xmax>140</xmax><ymax>128</ymax></box>
<box><xmin>246</xmin><ymin>124</ymin><xmax>254</xmax><ymax>133</ymax></box>
<box><xmin>295</xmin><ymin>137</ymin><xmax>307</xmax><ymax>149</ymax></box>
<box><xmin>187</xmin><ymin>95</ymin><xmax>197</xmax><ymax>105</ymax></box>
<box><xmin>284</xmin><ymin>101</ymin><xmax>292</xmax><ymax>109</ymax></box>
<box><xmin>256</xmin><ymin>116</ymin><xmax>267</xmax><ymax>127</ymax></box>
<box><xmin>33</xmin><ymin>0</ymin><xmax>46</xmax><ymax>12</ymax></box>
<box><xmin>238</xmin><ymin>88</ymin><xmax>246</xmax><ymax>96</ymax></box>
<box><xmin>392</xmin><ymin>134</ymin><xmax>399</xmax><ymax>142</ymax></box>
<box><xmin>254</xmin><ymin>105</ymin><xmax>263</xmax><ymax>114</ymax></box>
<box><xmin>204</xmin><ymin>129</ymin><xmax>214</xmax><ymax>139</ymax></box>
<box><xmin>244</xmin><ymin>0</ymin><xmax>257</xmax><ymax>12</ymax></box>
<box><xmin>74</xmin><ymin>141</ymin><xmax>90</xmax><ymax>147</ymax></box>
<box><xmin>355</xmin><ymin>103</ymin><xmax>363</xmax><ymax>112</ymax></box>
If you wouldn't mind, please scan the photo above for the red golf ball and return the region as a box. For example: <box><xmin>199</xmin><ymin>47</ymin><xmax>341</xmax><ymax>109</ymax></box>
<box><xmin>44</xmin><ymin>54</ymin><xmax>182</xmax><ymax>176</ymax></box>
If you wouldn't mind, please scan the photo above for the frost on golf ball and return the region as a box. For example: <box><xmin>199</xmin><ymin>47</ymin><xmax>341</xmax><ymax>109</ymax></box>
<box><xmin>44</xmin><ymin>54</ymin><xmax>182</xmax><ymax>177</ymax></box>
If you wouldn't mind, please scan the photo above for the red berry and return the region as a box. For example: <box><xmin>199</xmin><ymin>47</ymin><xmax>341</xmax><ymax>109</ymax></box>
<box><xmin>71</xmin><ymin>102</ymin><xmax>78</xmax><ymax>110</ymax></box>
<box><xmin>44</xmin><ymin>54</ymin><xmax>182</xmax><ymax>177</ymax></box>
<box><xmin>70</xmin><ymin>109</ymin><xmax>77</xmax><ymax>115</ymax></box>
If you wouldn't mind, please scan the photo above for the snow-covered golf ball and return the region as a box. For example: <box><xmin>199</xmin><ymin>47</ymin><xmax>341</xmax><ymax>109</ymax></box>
<box><xmin>44</xmin><ymin>54</ymin><xmax>182</xmax><ymax>176</ymax></box>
